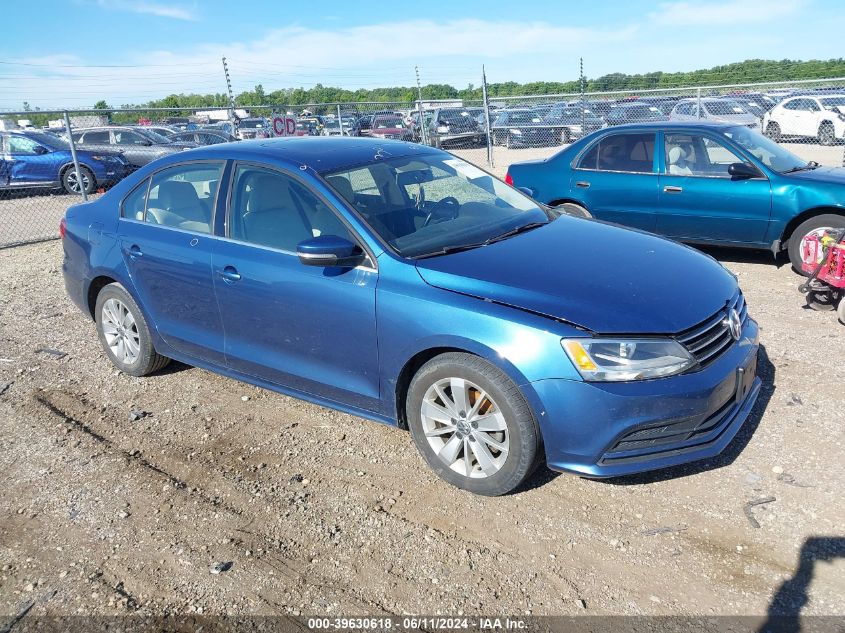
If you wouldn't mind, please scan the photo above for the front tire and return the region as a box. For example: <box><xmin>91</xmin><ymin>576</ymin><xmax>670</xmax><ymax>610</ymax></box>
<box><xmin>788</xmin><ymin>214</ymin><xmax>845</xmax><ymax>274</ymax></box>
<box><xmin>95</xmin><ymin>283</ymin><xmax>170</xmax><ymax>377</ymax></box>
<box><xmin>407</xmin><ymin>353</ymin><xmax>540</xmax><ymax>496</ymax></box>
<box><xmin>554</xmin><ymin>202</ymin><xmax>592</xmax><ymax>218</ymax></box>
<box><xmin>62</xmin><ymin>166</ymin><xmax>95</xmax><ymax>195</ymax></box>
<box><xmin>818</xmin><ymin>122</ymin><xmax>836</xmax><ymax>146</ymax></box>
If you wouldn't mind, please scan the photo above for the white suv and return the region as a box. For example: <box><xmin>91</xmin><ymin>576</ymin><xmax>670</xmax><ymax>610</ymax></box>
<box><xmin>763</xmin><ymin>94</ymin><xmax>845</xmax><ymax>145</ymax></box>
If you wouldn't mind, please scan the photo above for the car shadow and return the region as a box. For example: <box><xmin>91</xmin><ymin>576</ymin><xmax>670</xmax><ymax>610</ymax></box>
<box><xmin>593</xmin><ymin>343</ymin><xmax>775</xmax><ymax>487</ymax></box>
<box><xmin>758</xmin><ymin>536</ymin><xmax>845</xmax><ymax>633</ymax></box>
<box><xmin>695</xmin><ymin>244</ymin><xmax>789</xmax><ymax>269</ymax></box>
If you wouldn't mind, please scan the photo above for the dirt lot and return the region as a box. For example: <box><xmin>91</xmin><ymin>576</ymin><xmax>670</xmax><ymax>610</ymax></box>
<box><xmin>1</xmin><ymin>236</ymin><xmax>844</xmax><ymax>621</ymax></box>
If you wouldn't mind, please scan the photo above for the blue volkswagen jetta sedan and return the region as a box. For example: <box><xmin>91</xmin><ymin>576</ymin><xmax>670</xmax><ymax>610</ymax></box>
<box><xmin>62</xmin><ymin>137</ymin><xmax>761</xmax><ymax>495</ymax></box>
<box><xmin>505</xmin><ymin>121</ymin><xmax>845</xmax><ymax>272</ymax></box>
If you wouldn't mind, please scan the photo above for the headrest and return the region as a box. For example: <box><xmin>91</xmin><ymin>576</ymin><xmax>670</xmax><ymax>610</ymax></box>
<box><xmin>668</xmin><ymin>146</ymin><xmax>687</xmax><ymax>164</ymax></box>
<box><xmin>247</xmin><ymin>173</ymin><xmax>295</xmax><ymax>214</ymax></box>
<box><xmin>157</xmin><ymin>180</ymin><xmax>199</xmax><ymax>210</ymax></box>
<box><xmin>326</xmin><ymin>175</ymin><xmax>355</xmax><ymax>204</ymax></box>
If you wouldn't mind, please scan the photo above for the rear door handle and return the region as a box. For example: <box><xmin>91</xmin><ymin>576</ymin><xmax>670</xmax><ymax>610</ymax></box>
<box><xmin>219</xmin><ymin>265</ymin><xmax>241</xmax><ymax>283</ymax></box>
<box><xmin>575</xmin><ymin>181</ymin><xmax>591</xmax><ymax>188</ymax></box>
<box><xmin>664</xmin><ymin>186</ymin><xmax>683</xmax><ymax>193</ymax></box>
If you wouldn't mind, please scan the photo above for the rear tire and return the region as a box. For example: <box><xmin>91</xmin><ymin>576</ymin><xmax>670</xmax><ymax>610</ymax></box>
<box><xmin>838</xmin><ymin>295</ymin><xmax>845</xmax><ymax>325</ymax></box>
<box><xmin>407</xmin><ymin>353</ymin><xmax>540</xmax><ymax>496</ymax></box>
<box><xmin>818</xmin><ymin>122</ymin><xmax>836</xmax><ymax>146</ymax></box>
<box><xmin>765</xmin><ymin>121</ymin><xmax>782</xmax><ymax>142</ymax></box>
<box><xmin>788</xmin><ymin>214</ymin><xmax>845</xmax><ymax>274</ymax></box>
<box><xmin>95</xmin><ymin>283</ymin><xmax>170</xmax><ymax>377</ymax></box>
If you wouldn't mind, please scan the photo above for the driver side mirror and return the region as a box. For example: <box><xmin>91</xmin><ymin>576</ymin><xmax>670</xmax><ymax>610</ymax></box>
<box><xmin>33</xmin><ymin>145</ymin><xmax>49</xmax><ymax>155</ymax></box>
<box><xmin>728</xmin><ymin>162</ymin><xmax>761</xmax><ymax>179</ymax></box>
<box><xmin>297</xmin><ymin>235</ymin><xmax>364</xmax><ymax>268</ymax></box>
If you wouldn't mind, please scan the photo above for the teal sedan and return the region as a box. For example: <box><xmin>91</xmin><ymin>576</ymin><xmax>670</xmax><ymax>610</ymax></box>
<box><xmin>506</xmin><ymin>122</ymin><xmax>845</xmax><ymax>271</ymax></box>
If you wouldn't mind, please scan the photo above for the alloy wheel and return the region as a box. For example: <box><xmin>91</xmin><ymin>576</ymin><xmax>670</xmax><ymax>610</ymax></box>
<box><xmin>66</xmin><ymin>169</ymin><xmax>91</xmax><ymax>193</ymax></box>
<box><xmin>420</xmin><ymin>377</ymin><xmax>510</xmax><ymax>479</ymax></box>
<box><xmin>101</xmin><ymin>298</ymin><xmax>141</xmax><ymax>364</ymax></box>
<box><xmin>801</xmin><ymin>226</ymin><xmax>836</xmax><ymax>264</ymax></box>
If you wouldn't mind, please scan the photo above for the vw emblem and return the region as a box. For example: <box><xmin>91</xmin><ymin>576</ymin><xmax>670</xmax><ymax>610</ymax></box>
<box><xmin>726</xmin><ymin>309</ymin><xmax>742</xmax><ymax>341</ymax></box>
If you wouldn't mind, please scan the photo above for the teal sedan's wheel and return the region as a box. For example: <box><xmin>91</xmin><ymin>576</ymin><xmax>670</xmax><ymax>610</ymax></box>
<box><xmin>789</xmin><ymin>214</ymin><xmax>845</xmax><ymax>274</ymax></box>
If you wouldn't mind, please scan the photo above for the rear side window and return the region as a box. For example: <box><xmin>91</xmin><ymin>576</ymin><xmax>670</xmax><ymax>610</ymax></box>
<box><xmin>122</xmin><ymin>179</ymin><xmax>149</xmax><ymax>220</ymax></box>
<box><xmin>144</xmin><ymin>162</ymin><xmax>224</xmax><ymax>234</ymax></box>
<box><xmin>577</xmin><ymin>134</ymin><xmax>655</xmax><ymax>173</ymax></box>
<box><xmin>82</xmin><ymin>131</ymin><xmax>109</xmax><ymax>143</ymax></box>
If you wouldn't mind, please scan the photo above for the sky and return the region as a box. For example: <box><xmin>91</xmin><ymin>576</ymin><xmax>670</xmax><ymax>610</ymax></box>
<box><xmin>1</xmin><ymin>0</ymin><xmax>843</xmax><ymax>111</ymax></box>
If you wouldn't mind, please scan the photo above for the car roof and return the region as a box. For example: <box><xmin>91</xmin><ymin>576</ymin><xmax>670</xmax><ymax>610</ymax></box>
<box><xmin>183</xmin><ymin>136</ymin><xmax>441</xmax><ymax>173</ymax></box>
<box><xmin>594</xmin><ymin>121</ymin><xmax>737</xmax><ymax>132</ymax></box>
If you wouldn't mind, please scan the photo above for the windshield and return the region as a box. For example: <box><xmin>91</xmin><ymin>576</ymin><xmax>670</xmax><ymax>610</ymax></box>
<box><xmin>322</xmin><ymin>154</ymin><xmax>549</xmax><ymax>258</ymax></box>
<box><xmin>706</xmin><ymin>100</ymin><xmax>749</xmax><ymax>116</ymax></box>
<box><xmin>821</xmin><ymin>97</ymin><xmax>845</xmax><ymax>109</ymax></box>
<box><xmin>722</xmin><ymin>126</ymin><xmax>806</xmax><ymax>172</ymax></box>
<box><xmin>137</xmin><ymin>129</ymin><xmax>172</xmax><ymax>144</ymax></box>
<box><xmin>510</xmin><ymin>112</ymin><xmax>542</xmax><ymax>125</ymax></box>
<box><xmin>439</xmin><ymin>109</ymin><xmax>473</xmax><ymax>122</ymax></box>
<box><xmin>374</xmin><ymin>117</ymin><xmax>406</xmax><ymax>129</ymax></box>
<box><xmin>241</xmin><ymin>119</ymin><xmax>266</xmax><ymax>128</ymax></box>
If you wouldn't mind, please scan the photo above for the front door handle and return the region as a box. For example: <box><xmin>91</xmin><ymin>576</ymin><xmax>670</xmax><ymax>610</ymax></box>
<box><xmin>664</xmin><ymin>186</ymin><xmax>683</xmax><ymax>193</ymax></box>
<box><xmin>125</xmin><ymin>244</ymin><xmax>143</xmax><ymax>258</ymax></box>
<box><xmin>219</xmin><ymin>265</ymin><xmax>241</xmax><ymax>283</ymax></box>
<box><xmin>575</xmin><ymin>181</ymin><xmax>591</xmax><ymax>188</ymax></box>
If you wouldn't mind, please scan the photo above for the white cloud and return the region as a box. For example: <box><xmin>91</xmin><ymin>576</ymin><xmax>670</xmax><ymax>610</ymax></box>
<box><xmin>95</xmin><ymin>0</ymin><xmax>197</xmax><ymax>21</ymax></box>
<box><xmin>649</xmin><ymin>0</ymin><xmax>806</xmax><ymax>26</ymax></box>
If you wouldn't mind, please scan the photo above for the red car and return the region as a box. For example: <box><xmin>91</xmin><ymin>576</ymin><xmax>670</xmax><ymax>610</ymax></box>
<box><xmin>368</xmin><ymin>115</ymin><xmax>413</xmax><ymax>141</ymax></box>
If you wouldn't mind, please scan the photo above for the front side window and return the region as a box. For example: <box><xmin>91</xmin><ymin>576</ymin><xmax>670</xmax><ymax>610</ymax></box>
<box><xmin>7</xmin><ymin>135</ymin><xmax>41</xmax><ymax>155</ymax></box>
<box><xmin>323</xmin><ymin>154</ymin><xmax>548</xmax><ymax>259</ymax></box>
<box><xmin>145</xmin><ymin>162</ymin><xmax>223</xmax><ymax>233</ymax></box>
<box><xmin>721</xmin><ymin>126</ymin><xmax>805</xmax><ymax>172</ymax></box>
<box><xmin>228</xmin><ymin>165</ymin><xmax>354</xmax><ymax>252</ymax></box>
<box><xmin>82</xmin><ymin>130</ymin><xmax>110</xmax><ymax>144</ymax></box>
<box><xmin>114</xmin><ymin>130</ymin><xmax>147</xmax><ymax>146</ymax></box>
<box><xmin>665</xmin><ymin>133</ymin><xmax>743</xmax><ymax>177</ymax></box>
<box><xmin>578</xmin><ymin>133</ymin><xmax>656</xmax><ymax>173</ymax></box>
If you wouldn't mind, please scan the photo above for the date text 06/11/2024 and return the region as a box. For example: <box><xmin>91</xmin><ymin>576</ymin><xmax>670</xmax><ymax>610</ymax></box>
<box><xmin>306</xmin><ymin>617</ymin><xmax>527</xmax><ymax>630</ymax></box>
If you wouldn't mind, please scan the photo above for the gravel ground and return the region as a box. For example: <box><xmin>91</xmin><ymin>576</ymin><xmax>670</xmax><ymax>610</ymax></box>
<box><xmin>0</xmin><ymin>239</ymin><xmax>843</xmax><ymax>620</ymax></box>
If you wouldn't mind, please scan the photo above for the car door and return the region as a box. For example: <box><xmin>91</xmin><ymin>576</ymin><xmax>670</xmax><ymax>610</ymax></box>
<box><xmin>212</xmin><ymin>162</ymin><xmax>380</xmax><ymax>411</ymax></box>
<box><xmin>6</xmin><ymin>134</ymin><xmax>58</xmax><ymax>186</ymax></box>
<box><xmin>568</xmin><ymin>132</ymin><xmax>658</xmax><ymax>232</ymax></box>
<box><xmin>118</xmin><ymin>160</ymin><xmax>227</xmax><ymax>364</ymax></box>
<box><xmin>777</xmin><ymin>99</ymin><xmax>803</xmax><ymax>135</ymax></box>
<box><xmin>794</xmin><ymin>98</ymin><xmax>822</xmax><ymax>137</ymax></box>
<box><xmin>113</xmin><ymin>129</ymin><xmax>157</xmax><ymax>167</ymax></box>
<box><xmin>657</xmin><ymin>131</ymin><xmax>772</xmax><ymax>244</ymax></box>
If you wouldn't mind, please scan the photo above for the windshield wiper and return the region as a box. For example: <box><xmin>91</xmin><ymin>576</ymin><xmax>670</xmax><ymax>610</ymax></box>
<box><xmin>782</xmin><ymin>161</ymin><xmax>820</xmax><ymax>174</ymax></box>
<box><xmin>412</xmin><ymin>221</ymin><xmax>548</xmax><ymax>260</ymax></box>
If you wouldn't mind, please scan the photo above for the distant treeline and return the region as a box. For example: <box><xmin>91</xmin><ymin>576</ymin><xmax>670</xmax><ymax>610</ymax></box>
<box><xmin>15</xmin><ymin>58</ymin><xmax>845</xmax><ymax>125</ymax></box>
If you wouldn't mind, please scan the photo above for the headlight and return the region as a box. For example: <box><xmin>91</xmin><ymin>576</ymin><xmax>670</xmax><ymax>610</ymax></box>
<box><xmin>436</xmin><ymin>125</ymin><xmax>449</xmax><ymax>133</ymax></box>
<box><xmin>509</xmin><ymin>128</ymin><xmax>523</xmax><ymax>135</ymax></box>
<box><xmin>561</xmin><ymin>338</ymin><xmax>695</xmax><ymax>381</ymax></box>
<box><xmin>91</xmin><ymin>155</ymin><xmax>115</xmax><ymax>162</ymax></box>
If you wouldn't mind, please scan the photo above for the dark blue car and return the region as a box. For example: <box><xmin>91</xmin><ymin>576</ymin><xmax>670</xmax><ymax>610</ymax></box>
<box><xmin>1</xmin><ymin>130</ymin><xmax>129</xmax><ymax>194</ymax></box>
<box><xmin>62</xmin><ymin>137</ymin><xmax>760</xmax><ymax>495</ymax></box>
<box><xmin>506</xmin><ymin>122</ymin><xmax>845</xmax><ymax>271</ymax></box>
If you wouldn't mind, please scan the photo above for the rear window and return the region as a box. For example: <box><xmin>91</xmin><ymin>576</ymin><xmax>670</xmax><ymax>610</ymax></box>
<box><xmin>577</xmin><ymin>133</ymin><xmax>655</xmax><ymax>173</ymax></box>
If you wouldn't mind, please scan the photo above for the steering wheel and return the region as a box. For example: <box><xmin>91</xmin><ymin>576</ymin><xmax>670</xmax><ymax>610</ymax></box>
<box><xmin>423</xmin><ymin>196</ymin><xmax>461</xmax><ymax>227</ymax></box>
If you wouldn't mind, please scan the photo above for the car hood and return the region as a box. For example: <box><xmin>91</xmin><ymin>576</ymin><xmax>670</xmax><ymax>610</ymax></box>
<box><xmin>784</xmin><ymin>165</ymin><xmax>845</xmax><ymax>184</ymax></box>
<box><xmin>414</xmin><ymin>217</ymin><xmax>738</xmax><ymax>334</ymax></box>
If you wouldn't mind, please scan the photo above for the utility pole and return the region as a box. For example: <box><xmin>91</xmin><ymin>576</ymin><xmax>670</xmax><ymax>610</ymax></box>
<box><xmin>415</xmin><ymin>66</ymin><xmax>428</xmax><ymax>145</ymax></box>
<box><xmin>481</xmin><ymin>65</ymin><xmax>493</xmax><ymax>167</ymax></box>
<box><xmin>222</xmin><ymin>56</ymin><xmax>239</xmax><ymax>138</ymax></box>
<box><xmin>580</xmin><ymin>57</ymin><xmax>586</xmax><ymax>133</ymax></box>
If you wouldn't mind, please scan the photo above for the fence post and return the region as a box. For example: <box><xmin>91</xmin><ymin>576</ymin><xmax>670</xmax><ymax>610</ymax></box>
<box><xmin>481</xmin><ymin>65</ymin><xmax>494</xmax><ymax>168</ymax></box>
<box><xmin>337</xmin><ymin>104</ymin><xmax>344</xmax><ymax>136</ymax></box>
<box><xmin>63</xmin><ymin>112</ymin><xmax>88</xmax><ymax>202</ymax></box>
<box><xmin>696</xmin><ymin>87</ymin><xmax>702</xmax><ymax>119</ymax></box>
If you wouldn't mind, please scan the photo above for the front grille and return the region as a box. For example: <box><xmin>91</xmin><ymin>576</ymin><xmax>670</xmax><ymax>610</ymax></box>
<box><xmin>676</xmin><ymin>291</ymin><xmax>748</xmax><ymax>367</ymax></box>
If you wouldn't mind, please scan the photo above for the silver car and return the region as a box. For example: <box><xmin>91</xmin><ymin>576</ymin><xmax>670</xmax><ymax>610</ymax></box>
<box><xmin>670</xmin><ymin>98</ymin><xmax>760</xmax><ymax>130</ymax></box>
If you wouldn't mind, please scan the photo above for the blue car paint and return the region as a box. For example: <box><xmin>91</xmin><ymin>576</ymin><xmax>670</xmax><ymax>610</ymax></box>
<box><xmin>63</xmin><ymin>137</ymin><xmax>762</xmax><ymax>478</ymax></box>
<box><xmin>1</xmin><ymin>131</ymin><xmax>128</xmax><ymax>190</ymax></box>
<box><xmin>506</xmin><ymin>121</ymin><xmax>845</xmax><ymax>251</ymax></box>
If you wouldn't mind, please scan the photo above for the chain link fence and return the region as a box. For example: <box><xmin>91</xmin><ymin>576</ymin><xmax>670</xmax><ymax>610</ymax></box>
<box><xmin>4</xmin><ymin>76</ymin><xmax>845</xmax><ymax>248</ymax></box>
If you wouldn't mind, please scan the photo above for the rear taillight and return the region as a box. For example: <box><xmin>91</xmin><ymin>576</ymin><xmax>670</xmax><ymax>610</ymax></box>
<box><xmin>59</xmin><ymin>217</ymin><xmax>66</xmax><ymax>240</ymax></box>
<box><xmin>504</xmin><ymin>171</ymin><xmax>514</xmax><ymax>186</ymax></box>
